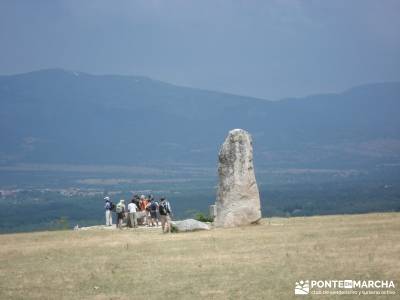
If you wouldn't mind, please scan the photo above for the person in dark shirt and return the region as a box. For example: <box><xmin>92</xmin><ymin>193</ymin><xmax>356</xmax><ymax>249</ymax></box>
<box><xmin>159</xmin><ymin>197</ymin><xmax>172</xmax><ymax>233</ymax></box>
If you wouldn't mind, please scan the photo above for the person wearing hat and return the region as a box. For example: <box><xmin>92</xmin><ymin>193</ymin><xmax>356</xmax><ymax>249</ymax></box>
<box><xmin>116</xmin><ymin>199</ymin><xmax>126</xmax><ymax>229</ymax></box>
<box><xmin>104</xmin><ymin>196</ymin><xmax>113</xmax><ymax>226</ymax></box>
<box><xmin>128</xmin><ymin>199</ymin><xmax>138</xmax><ymax>228</ymax></box>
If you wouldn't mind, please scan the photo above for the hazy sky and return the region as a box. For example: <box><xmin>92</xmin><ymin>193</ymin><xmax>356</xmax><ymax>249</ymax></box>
<box><xmin>1</xmin><ymin>0</ymin><xmax>399</xmax><ymax>99</ymax></box>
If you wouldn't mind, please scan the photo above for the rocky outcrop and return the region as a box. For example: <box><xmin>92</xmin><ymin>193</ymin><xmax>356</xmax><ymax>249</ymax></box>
<box><xmin>170</xmin><ymin>219</ymin><xmax>210</xmax><ymax>232</ymax></box>
<box><xmin>214</xmin><ymin>129</ymin><xmax>261</xmax><ymax>227</ymax></box>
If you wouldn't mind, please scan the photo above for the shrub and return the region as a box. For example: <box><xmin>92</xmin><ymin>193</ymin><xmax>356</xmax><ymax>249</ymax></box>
<box><xmin>194</xmin><ymin>212</ymin><xmax>214</xmax><ymax>223</ymax></box>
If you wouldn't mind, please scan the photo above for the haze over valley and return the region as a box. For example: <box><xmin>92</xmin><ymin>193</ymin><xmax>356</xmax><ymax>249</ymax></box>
<box><xmin>0</xmin><ymin>69</ymin><xmax>399</xmax><ymax>232</ymax></box>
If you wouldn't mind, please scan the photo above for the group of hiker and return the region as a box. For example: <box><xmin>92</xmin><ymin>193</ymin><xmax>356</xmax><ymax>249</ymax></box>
<box><xmin>104</xmin><ymin>194</ymin><xmax>173</xmax><ymax>233</ymax></box>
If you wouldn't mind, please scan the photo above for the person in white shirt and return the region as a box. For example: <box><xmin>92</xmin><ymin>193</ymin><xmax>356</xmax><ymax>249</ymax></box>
<box><xmin>104</xmin><ymin>197</ymin><xmax>113</xmax><ymax>226</ymax></box>
<box><xmin>128</xmin><ymin>199</ymin><xmax>138</xmax><ymax>228</ymax></box>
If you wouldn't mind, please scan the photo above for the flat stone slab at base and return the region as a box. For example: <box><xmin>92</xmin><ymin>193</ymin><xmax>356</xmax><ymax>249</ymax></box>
<box><xmin>75</xmin><ymin>224</ymin><xmax>161</xmax><ymax>231</ymax></box>
<box><xmin>75</xmin><ymin>225</ymin><xmax>117</xmax><ymax>230</ymax></box>
<box><xmin>170</xmin><ymin>219</ymin><xmax>210</xmax><ymax>232</ymax></box>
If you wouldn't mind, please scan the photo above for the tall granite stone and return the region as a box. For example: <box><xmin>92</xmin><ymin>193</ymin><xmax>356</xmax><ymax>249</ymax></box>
<box><xmin>214</xmin><ymin>129</ymin><xmax>261</xmax><ymax>227</ymax></box>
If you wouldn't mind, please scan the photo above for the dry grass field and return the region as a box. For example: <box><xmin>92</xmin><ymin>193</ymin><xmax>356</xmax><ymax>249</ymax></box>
<box><xmin>0</xmin><ymin>213</ymin><xmax>399</xmax><ymax>300</ymax></box>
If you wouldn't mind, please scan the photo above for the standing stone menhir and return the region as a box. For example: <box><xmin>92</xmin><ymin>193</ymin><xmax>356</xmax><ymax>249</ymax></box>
<box><xmin>214</xmin><ymin>129</ymin><xmax>261</xmax><ymax>227</ymax></box>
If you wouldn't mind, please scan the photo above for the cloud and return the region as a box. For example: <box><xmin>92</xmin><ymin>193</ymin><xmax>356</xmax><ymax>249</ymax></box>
<box><xmin>0</xmin><ymin>0</ymin><xmax>399</xmax><ymax>99</ymax></box>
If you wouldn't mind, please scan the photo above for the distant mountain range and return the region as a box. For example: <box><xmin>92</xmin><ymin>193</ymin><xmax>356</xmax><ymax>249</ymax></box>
<box><xmin>1</xmin><ymin>69</ymin><xmax>399</xmax><ymax>168</ymax></box>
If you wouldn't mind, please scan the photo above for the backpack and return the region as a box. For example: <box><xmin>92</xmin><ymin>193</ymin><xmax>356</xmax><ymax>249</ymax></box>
<box><xmin>116</xmin><ymin>205</ymin><xmax>123</xmax><ymax>213</ymax></box>
<box><xmin>159</xmin><ymin>202</ymin><xmax>169</xmax><ymax>215</ymax></box>
<box><xmin>110</xmin><ymin>202</ymin><xmax>115</xmax><ymax>212</ymax></box>
<box><xmin>150</xmin><ymin>202</ymin><xmax>158</xmax><ymax>211</ymax></box>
